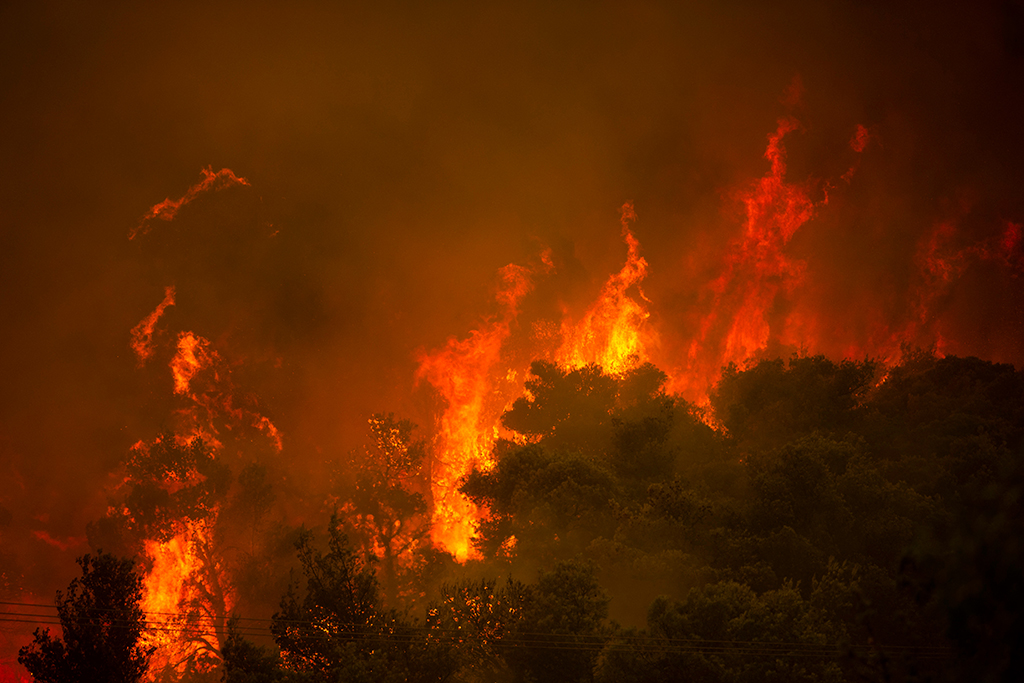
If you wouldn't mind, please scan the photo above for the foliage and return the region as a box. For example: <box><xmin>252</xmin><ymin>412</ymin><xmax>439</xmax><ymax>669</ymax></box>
<box><xmin>346</xmin><ymin>414</ymin><xmax>431</xmax><ymax>607</ymax></box>
<box><xmin>18</xmin><ymin>552</ymin><xmax>153</xmax><ymax>683</ymax></box>
<box><xmin>425</xmin><ymin>577</ymin><xmax>529</xmax><ymax>679</ymax></box>
<box><xmin>711</xmin><ymin>356</ymin><xmax>877</xmax><ymax>452</ymax></box>
<box><xmin>507</xmin><ymin>560</ymin><xmax>609</xmax><ymax>683</ymax></box>
<box><xmin>51</xmin><ymin>351</ymin><xmax>1024</xmax><ymax>681</ymax></box>
<box><xmin>502</xmin><ymin>361</ymin><xmax>620</xmax><ymax>451</ymax></box>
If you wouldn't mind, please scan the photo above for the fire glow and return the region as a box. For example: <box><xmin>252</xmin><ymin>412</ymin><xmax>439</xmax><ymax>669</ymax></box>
<box><xmin>411</xmin><ymin>115</ymin><xmax>1022</xmax><ymax>559</ymax></box>
<box><xmin>117</xmin><ymin>109</ymin><xmax>1023</xmax><ymax>665</ymax></box>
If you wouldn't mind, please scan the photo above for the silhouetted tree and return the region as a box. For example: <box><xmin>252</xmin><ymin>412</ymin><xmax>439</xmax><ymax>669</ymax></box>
<box><xmin>18</xmin><ymin>551</ymin><xmax>153</xmax><ymax>683</ymax></box>
<box><xmin>711</xmin><ymin>355</ymin><xmax>876</xmax><ymax>452</ymax></box>
<box><xmin>424</xmin><ymin>577</ymin><xmax>528</xmax><ymax>679</ymax></box>
<box><xmin>348</xmin><ymin>413</ymin><xmax>430</xmax><ymax>607</ymax></box>
<box><xmin>507</xmin><ymin>560</ymin><xmax>609</xmax><ymax>683</ymax></box>
<box><xmin>502</xmin><ymin>361</ymin><xmax>619</xmax><ymax>451</ymax></box>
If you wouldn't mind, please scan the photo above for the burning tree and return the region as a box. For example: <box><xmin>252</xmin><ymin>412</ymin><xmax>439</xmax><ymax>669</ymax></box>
<box><xmin>88</xmin><ymin>437</ymin><xmax>234</xmax><ymax>679</ymax></box>
<box><xmin>265</xmin><ymin>515</ymin><xmax>455</xmax><ymax>682</ymax></box>
<box><xmin>18</xmin><ymin>552</ymin><xmax>153</xmax><ymax>683</ymax></box>
<box><xmin>346</xmin><ymin>413</ymin><xmax>432</xmax><ymax>607</ymax></box>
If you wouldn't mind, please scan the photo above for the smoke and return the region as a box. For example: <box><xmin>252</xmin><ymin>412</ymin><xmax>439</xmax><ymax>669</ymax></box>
<box><xmin>0</xmin><ymin>0</ymin><xmax>1022</xmax><ymax>669</ymax></box>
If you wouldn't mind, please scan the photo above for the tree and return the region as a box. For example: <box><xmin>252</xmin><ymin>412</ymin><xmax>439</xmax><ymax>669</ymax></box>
<box><xmin>424</xmin><ymin>577</ymin><xmax>528</xmax><ymax>679</ymax></box>
<box><xmin>461</xmin><ymin>441</ymin><xmax>619</xmax><ymax>562</ymax></box>
<box><xmin>502</xmin><ymin>361</ymin><xmax>619</xmax><ymax>451</ymax></box>
<box><xmin>85</xmin><ymin>436</ymin><xmax>234</xmax><ymax>675</ymax></box>
<box><xmin>18</xmin><ymin>551</ymin><xmax>153</xmax><ymax>683</ymax></box>
<box><xmin>348</xmin><ymin>414</ymin><xmax>431</xmax><ymax>607</ymax></box>
<box><xmin>507</xmin><ymin>560</ymin><xmax>609</xmax><ymax>683</ymax></box>
<box><xmin>711</xmin><ymin>355</ymin><xmax>876</xmax><ymax>452</ymax></box>
<box><xmin>270</xmin><ymin>516</ymin><xmax>383</xmax><ymax>677</ymax></box>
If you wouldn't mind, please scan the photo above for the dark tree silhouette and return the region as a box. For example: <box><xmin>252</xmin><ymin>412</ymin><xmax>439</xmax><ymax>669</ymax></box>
<box><xmin>18</xmin><ymin>551</ymin><xmax>153</xmax><ymax>683</ymax></box>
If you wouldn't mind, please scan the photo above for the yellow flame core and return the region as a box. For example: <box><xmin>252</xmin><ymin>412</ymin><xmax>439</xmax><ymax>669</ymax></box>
<box><xmin>141</xmin><ymin>531</ymin><xmax>199</xmax><ymax>675</ymax></box>
<box><xmin>416</xmin><ymin>209</ymin><xmax>658</xmax><ymax>563</ymax></box>
<box><xmin>140</xmin><ymin>520</ymin><xmax>233</xmax><ymax>678</ymax></box>
<box><xmin>557</xmin><ymin>202</ymin><xmax>653</xmax><ymax>373</ymax></box>
<box><xmin>415</xmin><ymin>264</ymin><xmax>533</xmax><ymax>560</ymax></box>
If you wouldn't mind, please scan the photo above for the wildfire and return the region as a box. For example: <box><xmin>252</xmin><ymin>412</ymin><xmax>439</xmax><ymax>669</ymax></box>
<box><xmin>141</xmin><ymin>519</ymin><xmax>233</xmax><ymax>677</ymax></box>
<box><xmin>415</xmin><ymin>264</ymin><xmax>535</xmax><ymax>560</ymax></box>
<box><xmin>120</xmin><ymin>175</ymin><xmax>285</xmax><ymax>678</ymax></box>
<box><xmin>415</xmin><ymin>207</ymin><xmax>660</xmax><ymax>559</ymax></box>
<box><xmin>129</xmin><ymin>167</ymin><xmax>250</xmax><ymax>240</ymax></box>
<box><xmin>665</xmin><ymin>118</ymin><xmax>819</xmax><ymax>400</ymax></box>
<box><xmin>556</xmin><ymin>202</ymin><xmax>655</xmax><ymax>374</ymax></box>
<box><xmin>130</xmin><ymin>286</ymin><xmax>176</xmax><ymax>366</ymax></box>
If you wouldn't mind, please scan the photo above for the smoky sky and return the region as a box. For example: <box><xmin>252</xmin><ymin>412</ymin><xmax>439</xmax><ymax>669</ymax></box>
<box><xmin>1</xmin><ymin>0</ymin><xmax>1023</xmax><ymax>622</ymax></box>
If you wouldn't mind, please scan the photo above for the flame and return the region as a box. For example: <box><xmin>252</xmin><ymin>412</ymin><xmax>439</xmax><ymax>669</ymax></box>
<box><xmin>664</xmin><ymin>117</ymin><xmax>823</xmax><ymax>400</ymax></box>
<box><xmin>556</xmin><ymin>202</ymin><xmax>655</xmax><ymax>373</ymax></box>
<box><xmin>125</xmin><ymin>194</ymin><xmax>284</xmax><ymax>677</ymax></box>
<box><xmin>415</xmin><ymin>264</ymin><xmax>534</xmax><ymax>560</ymax></box>
<box><xmin>170</xmin><ymin>332</ymin><xmax>216</xmax><ymax>396</ymax></box>
<box><xmin>885</xmin><ymin>218</ymin><xmax>1024</xmax><ymax>359</ymax></box>
<box><xmin>130</xmin><ymin>167</ymin><xmax>250</xmax><ymax>240</ymax></box>
<box><xmin>141</xmin><ymin>519</ymin><xmax>233</xmax><ymax>678</ymax></box>
<box><xmin>130</xmin><ymin>286</ymin><xmax>176</xmax><ymax>365</ymax></box>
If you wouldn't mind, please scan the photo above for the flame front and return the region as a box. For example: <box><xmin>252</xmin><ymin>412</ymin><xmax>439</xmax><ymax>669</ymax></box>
<box><xmin>415</xmin><ymin>264</ymin><xmax>534</xmax><ymax>560</ymax></box>
<box><xmin>556</xmin><ymin>202</ymin><xmax>655</xmax><ymax>373</ymax></box>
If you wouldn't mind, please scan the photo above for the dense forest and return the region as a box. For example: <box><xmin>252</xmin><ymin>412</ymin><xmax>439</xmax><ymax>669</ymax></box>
<box><xmin>20</xmin><ymin>350</ymin><xmax>1024</xmax><ymax>683</ymax></box>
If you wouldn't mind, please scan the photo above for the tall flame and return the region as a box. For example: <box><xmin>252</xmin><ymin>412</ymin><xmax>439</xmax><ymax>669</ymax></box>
<box><xmin>667</xmin><ymin>117</ymin><xmax>824</xmax><ymax>400</ymax></box>
<box><xmin>123</xmin><ymin>177</ymin><xmax>284</xmax><ymax>678</ymax></box>
<box><xmin>556</xmin><ymin>202</ymin><xmax>655</xmax><ymax>373</ymax></box>
<box><xmin>141</xmin><ymin>519</ymin><xmax>233</xmax><ymax>677</ymax></box>
<box><xmin>415</xmin><ymin>264</ymin><xmax>534</xmax><ymax>560</ymax></box>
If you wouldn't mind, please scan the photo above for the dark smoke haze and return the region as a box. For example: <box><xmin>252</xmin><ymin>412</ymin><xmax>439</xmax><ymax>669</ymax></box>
<box><xmin>1</xmin><ymin>0</ymin><xmax>1023</xmax><ymax>661</ymax></box>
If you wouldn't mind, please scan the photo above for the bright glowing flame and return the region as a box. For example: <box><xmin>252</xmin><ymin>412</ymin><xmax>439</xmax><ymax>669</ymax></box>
<box><xmin>141</xmin><ymin>520</ymin><xmax>232</xmax><ymax>678</ymax></box>
<box><xmin>556</xmin><ymin>202</ymin><xmax>655</xmax><ymax>374</ymax></box>
<box><xmin>415</xmin><ymin>264</ymin><xmax>534</xmax><ymax>560</ymax></box>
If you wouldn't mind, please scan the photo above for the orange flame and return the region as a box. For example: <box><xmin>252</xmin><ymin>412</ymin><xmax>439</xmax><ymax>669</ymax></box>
<box><xmin>170</xmin><ymin>332</ymin><xmax>216</xmax><ymax>397</ymax></box>
<box><xmin>130</xmin><ymin>167</ymin><xmax>250</xmax><ymax>240</ymax></box>
<box><xmin>556</xmin><ymin>202</ymin><xmax>655</xmax><ymax>373</ymax></box>
<box><xmin>668</xmin><ymin>117</ymin><xmax>822</xmax><ymax>400</ymax></box>
<box><xmin>415</xmin><ymin>264</ymin><xmax>534</xmax><ymax>560</ymax></box>
<box><xmin>130</xmin><ymin>286</ymin><xmax>176</xmax><ymax>366</ymax></box>
<box><xmin>141</xmin><ymin>519</ymin><xmax>233</xmax><ymax>677</ymax></box>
